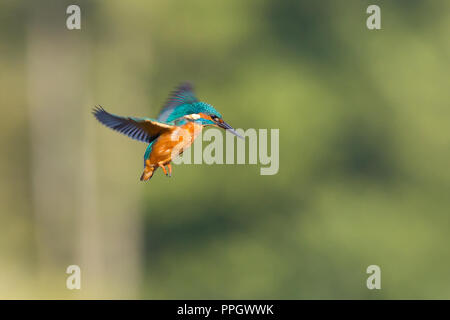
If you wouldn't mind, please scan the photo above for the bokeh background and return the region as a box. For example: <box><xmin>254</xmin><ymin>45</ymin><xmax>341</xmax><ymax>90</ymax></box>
<box><xmin>1</xmin><ymin>0</ymin><xmax>449</xmax><ymax>299</ymax></box>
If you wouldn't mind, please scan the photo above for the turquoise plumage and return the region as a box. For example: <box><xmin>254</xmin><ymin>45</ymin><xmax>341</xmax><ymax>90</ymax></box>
<box><xmin>157</xmin><ymin>83</ymin><xmax>222</xmax><ymax>123</ymax></box>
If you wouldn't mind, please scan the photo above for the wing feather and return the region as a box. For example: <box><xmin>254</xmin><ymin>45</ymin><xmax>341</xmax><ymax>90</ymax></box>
<box><xmin>92</xmin><ymin>106</ymin><xmax>173</xmax><ymax>143</ymax></box>
<box><xmin>157</xmin><ymin>83</ymin><xmax>198</xmax><ymax>123</ymax></box>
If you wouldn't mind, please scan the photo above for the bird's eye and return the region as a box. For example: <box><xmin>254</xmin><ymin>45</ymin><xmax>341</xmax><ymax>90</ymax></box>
<box><xmin>211</xmin><ymin>115</ymin><xmax>218</xmax><ymax>121</ymax></box>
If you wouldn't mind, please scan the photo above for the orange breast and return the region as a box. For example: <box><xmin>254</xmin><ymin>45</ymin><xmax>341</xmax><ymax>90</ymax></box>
<box><xmin>148</xmin><ymin>122</ymin><xmax>203</xmax><ymax>166</ymax></box>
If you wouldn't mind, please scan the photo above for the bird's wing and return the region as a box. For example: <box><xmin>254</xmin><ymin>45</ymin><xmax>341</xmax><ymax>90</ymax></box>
<box><xmin>93</xmin><ymin>106</ymin><xmax>174</xmax><ymax>144</ymax></box>
<box><xmin>157</xmin><ymin>83</ymin><xmax>198</xmax><ymax>123</ymax></box>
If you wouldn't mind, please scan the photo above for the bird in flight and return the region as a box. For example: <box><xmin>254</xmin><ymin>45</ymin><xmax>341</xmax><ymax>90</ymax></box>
<box><xmin>93</xmin><ymin>83</ymin><xmax>243</xmax><ymax>181</ymax></box>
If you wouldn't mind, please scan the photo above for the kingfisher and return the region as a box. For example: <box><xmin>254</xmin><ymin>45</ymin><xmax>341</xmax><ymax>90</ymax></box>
<box><xmin>93</xmin><ymin>83</ymin><xmax>243</xmax><ymax>181</ymax></box>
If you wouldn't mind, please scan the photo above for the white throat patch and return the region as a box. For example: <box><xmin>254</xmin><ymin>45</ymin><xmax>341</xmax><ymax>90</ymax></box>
<box><xmin>184</xmin><ymin>114</ymin><xmax>201</xmax><ymax>120</ymax></box>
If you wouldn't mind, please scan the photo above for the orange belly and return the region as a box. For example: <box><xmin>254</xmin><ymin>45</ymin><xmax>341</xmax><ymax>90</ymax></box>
<box><xmin>148</xmin><ymin>122</ymin><xmax>202</xmax><ymax>166</ymax></box>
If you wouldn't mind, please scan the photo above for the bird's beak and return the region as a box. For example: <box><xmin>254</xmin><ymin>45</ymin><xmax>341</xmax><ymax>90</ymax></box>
<box><xmin>217</xmin><ymin>120</ymin><xmax>244</xmax><ymax>140</ymax></box>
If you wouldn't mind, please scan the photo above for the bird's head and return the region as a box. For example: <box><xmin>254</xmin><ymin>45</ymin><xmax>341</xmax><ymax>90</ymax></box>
<box><xmin>183</xmin><ymin>103</ymin><xmax>243</xmax><ymax>139</ymax></box>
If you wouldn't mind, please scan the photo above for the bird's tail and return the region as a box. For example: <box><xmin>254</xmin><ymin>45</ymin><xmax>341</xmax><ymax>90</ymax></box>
<box><xmin>140</xmin><ymin>166</ymin><xmax>155</xmax><ymax>181</ymax></box>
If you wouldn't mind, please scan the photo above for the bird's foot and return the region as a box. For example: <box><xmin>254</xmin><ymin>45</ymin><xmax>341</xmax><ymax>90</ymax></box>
<box><xmin>158</xmin><ymin>163</ymin><xmax>168</xmax><ymax>176</ymax></box>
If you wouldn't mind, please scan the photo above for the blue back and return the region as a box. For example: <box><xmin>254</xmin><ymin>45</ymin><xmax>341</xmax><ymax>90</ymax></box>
<box><xmin>157</xmin><ymin>83</ymin><xmax>222</xmax><ymax>123</ymax></box>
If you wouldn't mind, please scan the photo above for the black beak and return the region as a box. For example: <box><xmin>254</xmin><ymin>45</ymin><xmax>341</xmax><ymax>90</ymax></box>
<box><xmin>217</xmin><ymin>120</ymin><xmax>244</xmax><ymax>140</ymax></box>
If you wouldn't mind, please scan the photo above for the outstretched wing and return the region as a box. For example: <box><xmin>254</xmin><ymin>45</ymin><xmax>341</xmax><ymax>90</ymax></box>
<box><xmin>93</xmin><ymin>106</ymin><xmax>174</xmax><ymax>144</ymax></box>
<box><xmin>157</xmin><ymin>83</ymin><xmax>198</xmax><ymax>123</ymax></box>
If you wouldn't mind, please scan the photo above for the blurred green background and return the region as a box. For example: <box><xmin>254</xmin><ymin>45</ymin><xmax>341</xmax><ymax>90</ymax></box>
<box><xmin>1</xmin><ymin>0</ymin><xmax>449</xmax><ymax>299</ymax></box>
